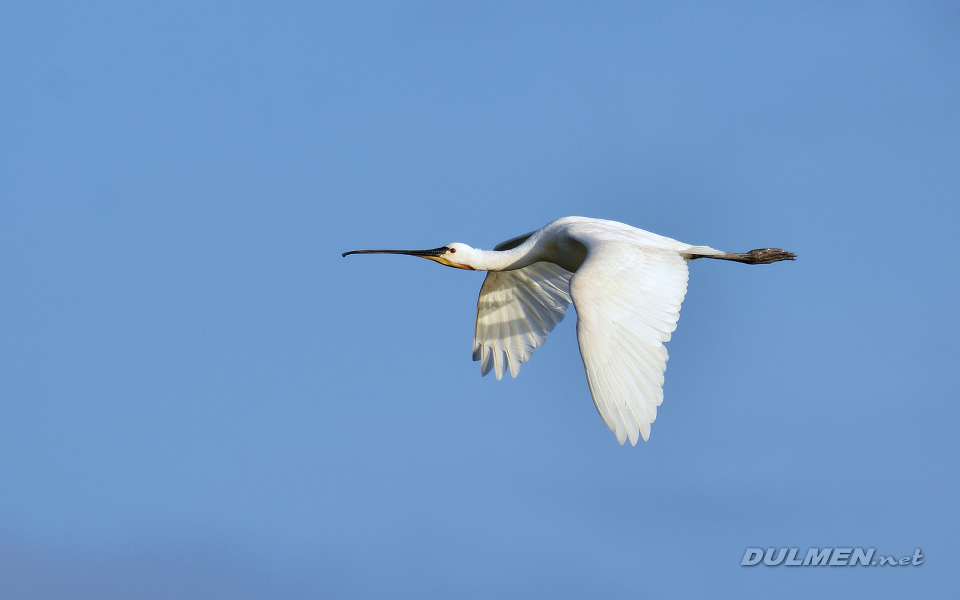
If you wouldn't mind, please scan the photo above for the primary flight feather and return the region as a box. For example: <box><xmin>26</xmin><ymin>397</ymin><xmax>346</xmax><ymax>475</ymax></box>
<box><xmin>343</xmin><ymin>216</ymin><xmax>795</xmax><ymax>445</ymax></box>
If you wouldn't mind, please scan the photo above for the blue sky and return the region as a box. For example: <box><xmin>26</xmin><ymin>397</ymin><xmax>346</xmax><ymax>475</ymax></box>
<box><xmin>1</xmin><ymin>1</ymin><xmax>958</xmax><ymax>597</ymax></box>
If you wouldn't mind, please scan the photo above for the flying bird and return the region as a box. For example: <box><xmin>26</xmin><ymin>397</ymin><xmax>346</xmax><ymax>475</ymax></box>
<box><xmin>343</xmin><ymin>217</ymin><xmax>795</xmax><ymax>445</ymax></box>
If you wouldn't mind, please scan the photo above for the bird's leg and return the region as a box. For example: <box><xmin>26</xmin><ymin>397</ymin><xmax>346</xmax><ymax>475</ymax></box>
<box><xmin>689</xmin><ymin>248</ymin><xmax>796</xmax><ymax>264</ymax></box>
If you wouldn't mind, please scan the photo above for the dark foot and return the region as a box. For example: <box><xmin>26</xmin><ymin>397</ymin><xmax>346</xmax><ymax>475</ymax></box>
<box><xmin>734</xmin><ymin>248</ymin><xmax>797</xmax><ymax>264</ymax></box>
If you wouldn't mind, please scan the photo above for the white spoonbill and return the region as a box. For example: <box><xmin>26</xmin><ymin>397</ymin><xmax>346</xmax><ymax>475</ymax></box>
<box><xmin>343</xmin><ymin>216</ymin><xmax>795</xmax><ymax>445</ymax></box>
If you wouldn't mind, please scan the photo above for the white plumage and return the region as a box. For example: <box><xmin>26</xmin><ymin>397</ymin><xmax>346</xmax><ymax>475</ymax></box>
<box><xmin>344</xmin><ymin>216</ymin><xmax>794</xmax><ymax>445</ymax></box>
<box><xmin>473</xmin><ymin>261</ymin><xmax>572</xmax><ymax>380</ymax></box>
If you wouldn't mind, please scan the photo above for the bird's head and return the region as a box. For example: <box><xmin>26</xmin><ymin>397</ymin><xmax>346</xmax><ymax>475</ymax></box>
<box><xmin>342</xmin><ymin>242</ymin><xmax>477</xmax><ymax>270</ymax></box>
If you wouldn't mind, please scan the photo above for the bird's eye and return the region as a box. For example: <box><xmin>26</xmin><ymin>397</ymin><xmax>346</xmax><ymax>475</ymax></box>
<box><xmin>448</xmin><ymin>247</ymin><xmax>456</xmax><ymax>253</ymax></box>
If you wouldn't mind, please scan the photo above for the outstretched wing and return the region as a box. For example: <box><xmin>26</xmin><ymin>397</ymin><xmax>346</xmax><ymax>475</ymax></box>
<box><xmin>570</xmin><ymin>242</ymin><xmax>689</xmax><ymax>445</ymax></box>
<box><xmin>473</xmin><ymin>262</ymin><xmax>573</xmax><ymax>380</ymax></box>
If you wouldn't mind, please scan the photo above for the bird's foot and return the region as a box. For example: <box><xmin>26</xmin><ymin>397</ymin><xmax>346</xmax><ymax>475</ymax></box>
<box><xmin>741</xmin><ymin>248</ymin><xmax>797</xmax><ymax>264</ymax></box>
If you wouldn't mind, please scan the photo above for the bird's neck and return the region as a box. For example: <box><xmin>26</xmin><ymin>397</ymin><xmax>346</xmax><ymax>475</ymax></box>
<box><xmin>467</xmin><ymin>247</ymin><xmax>531</xmax><ymax>271</ymax></box>
<box><xmin>468</xmin><ymin>234</ymin><xmax>557</xmax><ymax>272</ymax></box>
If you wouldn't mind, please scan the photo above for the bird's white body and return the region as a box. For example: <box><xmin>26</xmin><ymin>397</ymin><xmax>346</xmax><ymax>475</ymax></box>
<box><xmin>344</xmin><ymin>216</ymin><xmax>793</xmax><ymax>445</ymax></box>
